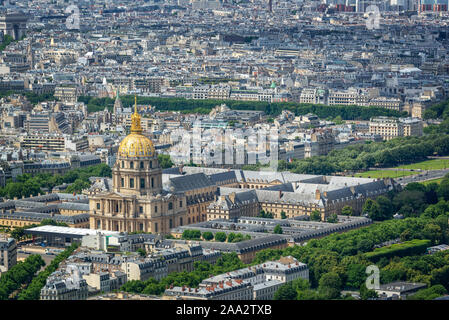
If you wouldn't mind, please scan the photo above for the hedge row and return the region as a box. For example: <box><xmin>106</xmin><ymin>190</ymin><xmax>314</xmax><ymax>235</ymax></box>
<box><xmin>364</xmin><ymin>239</ymin><xmax>431</xmax><ymax>262</ymax></box>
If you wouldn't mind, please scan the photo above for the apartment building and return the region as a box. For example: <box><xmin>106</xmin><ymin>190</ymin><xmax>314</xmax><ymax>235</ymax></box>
<box><xmin>21</xmin><ymin>134</ymin><xmax>65</xmax><ymax>152</ymax></box>
<box><xmin>299</xmin><ymin>88</ymin><xmax>327</xmax><ymax>105</ymax></box>
<box><xmin>164</xmin><ymin>256</ymin><xmax>308</xmax><ymax>300</ymax></box>
<box><xmin>369</xmin><ymin>117</ymin><xmax>423</xmax><ymax>140</ymax></box>
<box><xmin>0</xmin><ymin>237</ymin><xmax>17</xmax><ymax>273</ymax></box>
<box><xmin>368</xmin><ymin>97</ymin><xmax>402</xmax><ymax>111</ymax></box>
<box><xmin>369</xmin><ymin>117</ymin><xmax>404</xmax><ymax>141</ymax></box>
<box><xmin>328</xmin><ymin>88</ymin><xmax>369</xmax><ymax>106</ymax></box>
<box><xmin>193</xmin><ymin>85</ymin><xmax>231</xmax><ymax>100</ymax></box>
<box><xmin>54</xmin><ymin>86</ymin><xmax>78</xmax><ymax>103</ymax></box>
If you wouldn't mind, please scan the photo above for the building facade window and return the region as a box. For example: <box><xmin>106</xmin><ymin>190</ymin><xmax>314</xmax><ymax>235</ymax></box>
<box><xmin>140</xmin><ymin>161</ymin><xmax>144</xmax><ymax>169</ymax></box>
<box><xmin>130</xmin><ymin>161</ymin><xmax>134</xmax><ymax>169</ymax></box>
<box><xmin>130</xmin><ymin>178</ymin><xmax>134</xmax><ymax>188</ymax></box>
<box><xmin>140</xmin><ymin>178</ymin><xmax>145</xmax><ymax>189</ymax></box>
<box><xmin>168</xmin><ymin>202</ymin><xmax>173</xmax><ymax>210</ymax></box>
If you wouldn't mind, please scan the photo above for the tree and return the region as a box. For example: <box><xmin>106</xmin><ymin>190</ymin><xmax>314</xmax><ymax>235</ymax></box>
<box><xmin>214</xmin><ymin>232</ymin><xmax>227</xmax><ymax>242</ymax></box>
<box><xmin>310</xmin><ymin>210</ymin><xmax>321</xmax><ymax>222</ymax></box>
<box><xmin>393</xmin><ymin>190</ymin><xmax>427</xmax><ymax>218</ymax></box>
<box><xmin>326</xmin><ymin>214</ymin><xmax>338</xmax><ymax>223</ymax></box>
<box><xmin>341</xmin><ymin>206</ymin><xmax>353</xmax><ymax>216</ymax></box>
<box><xmin>318</xmin><ymin>272</ymin><xmax>342</xmax><ymax>299</ymax></box>
<box><xmin>158</xmin><ymin>154</ymin><xmax>174</xmax><ymax>169</ymax></box>
<box><xmin>407</xmin><ymin>285</ymin><xmax>448</xmax><ymax>300</ymax></box>
<box><xmin>273</xmin><ymin>225</ymin><xmax>283</xmax><ymax>234</ymax></box>
<box><xmin>227</xmin><ymin>232</ymin><xmax>236</xmax><ymax>243</ymax></box>
<box><xmin>202</xmin><ymin>231</ymin><xmax>213</xmax><ymax>241</ymax></box>
<box><xmin>137</xmin><ymin>248</ymin><xmax>146</xmax><ymax>257</ymax></box>
<box><xmin>363</xmin><ymin>199</ymin><xmax>383</xmax><ymax>221</ymax></box>
<box><xmin>376</xmin><ymin>196</ymin><xmax>394</xmax><ymax>220</ymax></box>
<box><xmin>259</xmin><ymin>210</ymin><xmax>274</xmax><ymax>219</ymax></box>
<box><xmin>274</xmin><ymin>282</ymin><xmax>297</xmax><ymax>300</ymax></box>
<box><xmin>280</xmin><ymin>211</ymin><xmax>287</xmax><ymax>219</ymax></box>
<box><xmin>360</xmin><ymin>283</ymin><xmax>378</xmax><ymax>300</ymax></box>
<box><xmin>345</xmin><ymin>264</ymin><xmax>367</xmax><ymax>289</ymax></box>
<box><xmin>423</xmin><ymin>223</ymin><xmax>443</xmax><ymax>245</ymax></box>
<box><xmin>182</xmin><ymin>229</ymin><xmax>201</xmax><ymax>240</ymax></box>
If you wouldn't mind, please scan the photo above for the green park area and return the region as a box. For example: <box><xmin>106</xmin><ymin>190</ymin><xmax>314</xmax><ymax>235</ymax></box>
<box><xmin>421</xmin><ymin>178</ymin><xmax>444</xmax><ymax>186</ymax></box>
<box><xmin>396</xmin><ymin>159</ymin><xmax>449</xmax><ymax>171</ymax></box>
<box><xmin>353</xmin><ymin>159</ymin><xmax>449</xmax><ymax>179</ymax></box>
<box><xmin>354</xmin><ymin>170</ymin><xmax>417</xmax><ymax>179</ymax></box>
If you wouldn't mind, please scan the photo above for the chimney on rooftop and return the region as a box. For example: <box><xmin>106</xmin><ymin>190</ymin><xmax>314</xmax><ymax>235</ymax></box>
<box><xmin>315</xmin><ymin>189</ymin><xmax>320</xmax><ymax>200</ymax></box>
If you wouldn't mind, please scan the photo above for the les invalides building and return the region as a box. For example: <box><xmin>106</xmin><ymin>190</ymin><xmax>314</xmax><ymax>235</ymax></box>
<box><xmin>89</xmin><ymin>98</ymin><xmax>188</xmax><ymax>234</ymax></box>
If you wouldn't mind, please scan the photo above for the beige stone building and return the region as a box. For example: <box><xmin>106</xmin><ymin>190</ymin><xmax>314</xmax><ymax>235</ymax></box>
<box><xmin>89</xmin><ymin>99</ymin><xmax>188</xmax><ymax>234</ymax></box>
<box><xmin>369</xmin><ymin>117</ymin><xmax>423</xmax><ymax>141</ymax></box>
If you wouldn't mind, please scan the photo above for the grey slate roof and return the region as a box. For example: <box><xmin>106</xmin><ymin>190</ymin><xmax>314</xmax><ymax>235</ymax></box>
<box><xmin>198</xmin><ymin>235</ymin><xmax>287</xmax><ymax>254</ymax></box>
<box><xmin>169</xmin><ymin>173</ymin><xmax>215</xmax><ymax>192</ymax></box>
<box><xmin>207</xmin><ymin>171</ymin><xmax>237</xmax><ymax>184</ymax></box>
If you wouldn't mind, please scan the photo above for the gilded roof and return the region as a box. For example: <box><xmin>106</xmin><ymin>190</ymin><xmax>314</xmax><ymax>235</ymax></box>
<box><xmin>118</xmin><ymin>133</ymin><xmax>155</xmax><ymax>158</ymax></box>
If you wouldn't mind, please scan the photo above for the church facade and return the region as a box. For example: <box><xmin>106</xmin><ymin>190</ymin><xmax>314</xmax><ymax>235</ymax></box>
<box><xmin>89</xmin><ymin>98</ymin><xmax>188</xmax><ymax>234</ymax></box>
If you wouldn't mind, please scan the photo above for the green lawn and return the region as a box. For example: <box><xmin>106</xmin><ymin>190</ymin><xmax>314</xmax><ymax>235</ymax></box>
<box><xmin>420</xmin><ymin>178</ymin><xmax>444</xmax><ymax>186</ymax></box>
<box><xmin>396</xmin><ymin>159</ymin><xmax>449</xmax><ymax>171</ymax></box>
<box><xmin>354</xmin><ymin>170</ymin><xmax>417</xmax><ymax>179</ymax></box>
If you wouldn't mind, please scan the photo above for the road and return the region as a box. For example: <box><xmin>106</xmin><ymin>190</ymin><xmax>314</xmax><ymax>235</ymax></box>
<box><xmin>394</xmin><ymin>168</ymin><xmax>449</xmax><ymax>186</ymax></box>
<box><xmin>16</xmin><ymin>245</ymin><xmax>57</xmax><ymax>268</ymax></box>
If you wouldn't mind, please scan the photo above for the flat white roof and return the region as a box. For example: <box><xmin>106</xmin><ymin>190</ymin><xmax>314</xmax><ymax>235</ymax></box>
<box><xmin>26</xmin><ymin>225</ymin><xmax>120</xmax><ymax>237</ymax></box>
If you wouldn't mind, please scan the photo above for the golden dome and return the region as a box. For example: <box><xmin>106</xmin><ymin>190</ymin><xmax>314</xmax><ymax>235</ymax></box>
<box><xmin>118</xmin><ymin>96</ymin><xmax>156</xmax><ymax>158</ymax></box>
<box><xmin>118</xmin><ymin>133</ymin><xmax>155</xmax><ymax>158</ymax></box>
